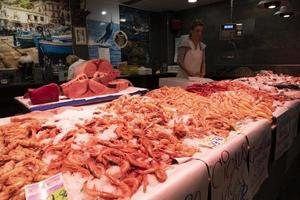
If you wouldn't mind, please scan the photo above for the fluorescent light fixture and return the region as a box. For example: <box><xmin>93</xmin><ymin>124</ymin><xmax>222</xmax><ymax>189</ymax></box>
<box><xmin>188</xmin><ymin>0</ymin><xmax>197</xmax><ymax>3</ymax></box>
<box><xmin>120</xmin><ymin>18</ymin><xmax>126</xmax><ymax>22</ymax></box>
<box><xmin>257</xmin><ymin>0</ymin><xmax>281</xmax><ymax>9</ymax></box>
<box><xmin>274</xmin><ymin>6</ymin><xmax>295</xmax><ymax>18</ymax></box>
<box><xmin>268</xmin><ymin>5</ymin><xmax>276</xmax><ymax>9</ymax></box>
<box><xmin>101</xmin><ymin>10</ymin><xmax>107</xmax><ymax>15</ymax></box>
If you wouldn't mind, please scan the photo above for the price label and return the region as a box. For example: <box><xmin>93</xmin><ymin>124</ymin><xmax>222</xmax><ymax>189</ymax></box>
<box><xmin>47</xmin><ymin>188</ymin><xmax>68</xmax><ymax>200</ymax></box>
<box><xmin>199</xmin><ymin>135</ymin><xmax>226</xmax><ymax>148</ymax></box>
<box><xmin>25</xmin><ymin>173</ymin><xmax>68</xmax><ymax>200</ymax></box>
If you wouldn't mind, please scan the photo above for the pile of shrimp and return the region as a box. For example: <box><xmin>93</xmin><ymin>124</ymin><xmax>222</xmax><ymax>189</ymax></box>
<box><xmin>147</xmin><ymin>87</ymin><xmax>275</xmax><ymax>137</ymax></box>
<box><xmin>0</xmin><ymin>119</ymin><xmax>55</xmax><ymax>200</ymax></box>
<box><xmin>41</xmin><ymin>95</ymin><xmax>199</xmax><ymax>200</ymax></box>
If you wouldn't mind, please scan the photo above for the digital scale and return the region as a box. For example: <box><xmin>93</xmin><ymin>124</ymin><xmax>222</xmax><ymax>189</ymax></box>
<box><xmin>219</xmin><ymin>23</ymin><xmax>243</xmax><ymax>40</ymax></box>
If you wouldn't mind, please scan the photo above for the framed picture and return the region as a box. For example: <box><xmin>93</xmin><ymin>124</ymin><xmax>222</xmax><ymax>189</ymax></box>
<box><xmin>74</xmin><ymin>27</ymin><xmax>87</xmax><ymax>45</ymax></box>
<box><xmin>113</xmin><ymin>31</ymin><xmax>128</xmax><ymax>49</ymax></box>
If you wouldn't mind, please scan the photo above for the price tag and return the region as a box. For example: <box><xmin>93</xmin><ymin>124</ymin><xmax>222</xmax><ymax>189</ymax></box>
<box><xmin>199</xmin><ymin>135</ymin><xmax>226</xmax><ymax>148</ymax></box>
<box><xmin>47</xmin><ymin>188</ymin><xmax>68</xmax><ymax>200</ymax></box>
<box><xmin>25</xmin><ymin>173</ymin><xmax>68</xmax><ymax>200</ymax></box>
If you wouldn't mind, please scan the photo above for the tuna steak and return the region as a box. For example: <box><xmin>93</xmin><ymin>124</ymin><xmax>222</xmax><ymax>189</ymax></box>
<box><xmin>74</xmin><ymin>59</ymin><xmax>120</xmax><ymax>82</ymax></box>
<box><xmin>29</xmin><ymin>83</ymin><xmax>60</xmax><ymax>105</ymax></box>
<box><xmin>61</xmin><ymin>74</ymin><xmax>114</xmax><ymax>99</ymax></box>
<box><xmin>61</xmin><ymin>74</ymin><xmax>89</xmax><ymax>98</ymax></box>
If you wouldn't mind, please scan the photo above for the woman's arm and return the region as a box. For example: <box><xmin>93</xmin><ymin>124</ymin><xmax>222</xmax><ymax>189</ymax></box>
<box><xmin>177</xmin><ymin>47</ymin><xmax>192</xmax><ymax>76</ymax></box>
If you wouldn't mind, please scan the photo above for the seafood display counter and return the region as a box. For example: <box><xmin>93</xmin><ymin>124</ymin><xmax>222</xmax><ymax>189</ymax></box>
<box><xmin>1</xmin><ymin>71</ymin><xmax>300</xmax><ymax>200</ymax></box>
<box><xmin>0</xmin><ymin>105</ymin><xmax>277</xmax><ymax>200</ymax></box>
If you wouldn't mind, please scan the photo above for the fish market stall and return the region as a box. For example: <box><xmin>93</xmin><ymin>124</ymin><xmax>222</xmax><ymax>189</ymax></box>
<box><xmin>1</xmin><ymin>72</ymin><xmax>300</xmax><ymax>200</ymax></box>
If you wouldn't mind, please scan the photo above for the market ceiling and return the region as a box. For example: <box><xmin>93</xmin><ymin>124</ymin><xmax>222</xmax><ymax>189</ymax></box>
<box><xmin>118</xmin><ymin>0</ymin><xmax>225</xmax><ymax>12</ymax></box>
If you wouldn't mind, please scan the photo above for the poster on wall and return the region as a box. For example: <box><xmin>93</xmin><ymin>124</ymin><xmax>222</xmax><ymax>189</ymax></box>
<box><xmin>119</xmin><ymin>5</ymin><xmax>150</xmax><ymax>65</ymax></box>
<box><xmin>86</xmin><ymin>18</ymin><xmax>121</xmax><ymax>65</ymax></box>
<box><xmin>86</xmin><ymin>0</ymin><xmax>121</xmax><ymax>66</ymax></box>
<box><xmin>0</xmin><ymin>0</ymin><xmax>72</xmax><ymax>81</ymax></box>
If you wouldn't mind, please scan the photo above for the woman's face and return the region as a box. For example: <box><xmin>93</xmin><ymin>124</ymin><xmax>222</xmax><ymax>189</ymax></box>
<box><xmin>191</xmin><ymin>25</ymin><xmax>204</xmax><ymax>41</ymax></box>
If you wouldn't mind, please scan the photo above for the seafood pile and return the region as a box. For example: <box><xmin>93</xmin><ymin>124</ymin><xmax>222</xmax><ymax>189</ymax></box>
<box><xmin>62</xmin><ymin>59</ymin><xmax>125</xmax><ymax>99</ymax></box>
<box><xmin>0</xmin><ymin>119</ymin><xmax>53</xmax><ymax>200</ymax></box>
<box><xmin>42</xmin><ymin>96</ymin><xmax>198</xmax><ymax>200</ymax></box>
<box><xmin>186</xmin><ymin>80</ymin><xmax>288</xmax><ymax>102</ymax></box>
<box><xmin>0</xmin><ymin>95</ymin><xmax>199</xmax><ymax>200</ymax></box>
<box><xmin>0</xmin><ymin>79</ymin><xmax>293</xmax><ymax>200</ymax></box>
<box><xmin>256</xmin><ymin>70</ymin><xmax>300</xmax><ymax>85</ymax></box>
<box><xmin>147</xmin><ymin>87</ymin><xmax>275</xmax><ymax>136</ymax></box>
<box><xmin>237</xmin><ymin>71</ymin><xmax>300</xmax><ymax>95</ymax></box>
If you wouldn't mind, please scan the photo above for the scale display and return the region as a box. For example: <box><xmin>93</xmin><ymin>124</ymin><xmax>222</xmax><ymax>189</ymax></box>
<box><xmin>222</xmin><ymin>24</ymin><xmax>235</xmax><ymax>30</ymax></box>
<box><xmin>220</xmin><ymin>23</ymin><xmax>243</xmax><ymax>40</ymax></box>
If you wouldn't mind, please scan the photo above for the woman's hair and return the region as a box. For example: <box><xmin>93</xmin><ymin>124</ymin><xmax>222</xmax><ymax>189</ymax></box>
<box><xmin>189</xmin><ymin>20</ymin><xmax>204</xmax><ymax>37</ymax></box>
<box><xmin>190</xmin><ymin>19</ymin><xmax>204</xmax><ymax>31</ymax></box>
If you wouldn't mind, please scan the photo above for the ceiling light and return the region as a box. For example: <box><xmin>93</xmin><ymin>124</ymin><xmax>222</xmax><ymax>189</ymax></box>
<box><xmin>101</xmin><ymin>10</ymin><xmax>107</xmax><ymax>15</ymax></box>
<box><xmin>188</xmin><ymin>0</ymin><xmax>197</xmax><ymax>3</ymax></box>
<box><xmin>268</xmin><ymin>5</ymin><xmax>276</xmax><ymax>9</ymax></box>
<box><xmin>120</xmin><ymin>18</ymin><xmax>126</xmax><ymax>22</ymax></box>
<box><xmin>257</xmin><ymin>0</ymin><xmax>281</xmax><ymax>9</ymax></box>
<box><xmin>274</xmin><ymin>6</ymin><xmax>295</xmax><ymax>18</ymax></box>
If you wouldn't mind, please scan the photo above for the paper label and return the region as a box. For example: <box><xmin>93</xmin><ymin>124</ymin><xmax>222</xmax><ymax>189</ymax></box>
<box><xmin>98</xmin><ymin>47</ymin><xmax>111</xmax><ymax>62</ymax></box>
<box><xmin>243</xmin><ymin>120</ymin><xmax>272</xmax><ymax>199</ymax></box>
<box><xmin>199</xmin><ymin>135</ymin><xmax>226</xmax><ymax>148</ymax></box>
<box><xmin>274</xmin><ymin>102</ymin><xmax>300</xmax><ymax>161</ymax></box>
<box><xmin>197</xmin><ymin>135</ymin><xmax>249</xmax><ymax>200</ymax></box>
<box><xmin>274</xmin><ymin>107</ymin><xmax>290</xmax><ymax>160</ymax></box>
<box><xmin>25</xmin><ymin>173</ymin><xmax>68</xmax><ymax>200</ymax></box>
<box><xmin>284</xmin><ymin>101</ymin><xmax>300</xmax><ymax>171</ymax></box>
